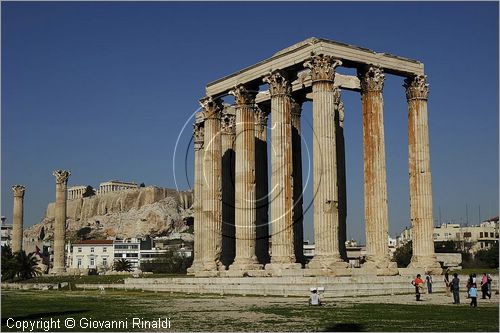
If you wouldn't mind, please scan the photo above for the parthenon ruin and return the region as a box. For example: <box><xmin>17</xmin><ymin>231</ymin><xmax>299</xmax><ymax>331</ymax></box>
<box><xmin>189</xmin><ymin>37</ymin><xmax>442</xmax><ymax>277</ymax></box>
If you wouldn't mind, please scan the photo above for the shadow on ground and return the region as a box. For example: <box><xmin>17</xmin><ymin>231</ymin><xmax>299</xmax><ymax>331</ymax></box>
<box><xmin>322</xmin><ymin>323</ymin><xmax>365</xmax><ymax>332</ymax></box>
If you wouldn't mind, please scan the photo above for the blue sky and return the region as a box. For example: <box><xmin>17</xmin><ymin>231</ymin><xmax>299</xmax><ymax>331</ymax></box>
<box><xmin>2</xmin><ymin>2</ymin><xmax>498</xmax><ymax>243</ymax></box>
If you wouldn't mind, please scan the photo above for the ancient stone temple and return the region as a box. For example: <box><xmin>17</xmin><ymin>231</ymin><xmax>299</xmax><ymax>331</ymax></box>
<box><xmin>189</xmin><ymin>38</ymin><xmax>442</xmax><ymax>277</ymax></box>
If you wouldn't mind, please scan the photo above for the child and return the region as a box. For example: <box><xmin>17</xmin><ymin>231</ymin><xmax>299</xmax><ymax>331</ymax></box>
<box><xmin>412</xmin><ymin>274</ymin><xmax>424</xmax><ymax>301</ymax></box>
<box><xmin>469</xmin><ymin>283</ymin><xmax>478</xmax><ymax>307</ymax></box>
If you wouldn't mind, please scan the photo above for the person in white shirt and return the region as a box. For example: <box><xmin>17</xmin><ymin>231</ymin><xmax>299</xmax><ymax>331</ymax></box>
<box><xmin>309</xmin><ymin>289</ymin><xmax>322</xmax><ymax>306</ymax></box>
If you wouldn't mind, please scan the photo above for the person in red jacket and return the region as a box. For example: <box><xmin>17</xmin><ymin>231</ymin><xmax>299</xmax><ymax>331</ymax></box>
<box><xmin>412</xmin><ymin>274</ymin><xmax>424</xmax><ymax>301</ymax></box>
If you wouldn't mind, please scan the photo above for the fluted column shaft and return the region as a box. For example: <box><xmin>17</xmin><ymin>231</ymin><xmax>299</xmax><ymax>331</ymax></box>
<box><xmin>264</xmin><ymin>71</ymin><xmax>299</xmax><ymax>269</ymax></box>
<box><xmin>359</xmin><ymin>66</ymin><xmax>392</xmax><ymax>269</ymax></box>
<box><xmin>254</xmin><ymin>108</ymin><xmax>270</xmax><ymax>265</ymax></box>
<box><xmin>188</xmin><ymin>122</ymin><xmax>204</xmax><ymax>273</ymax></box>
<box><xmin>201</xmin><ymin>98</ymin><xmax>223</xmax><ymax>271</ymax></box>
<box><xmin>53</xmin><ymin>170</ymin><xmax>70</xmax><ymax>274</ymax></box>
<box><xmin>229</xmin><ymin>85</ymin><xmax>262</xmax><ymax>271</ymax></box>
<box><xmin>304</xmin><ymin>55</ymin><xmax>346</xmax><ymax>269</ymax></box>
<box><xmin>221</xmin><ymin>112</ymin><xmax>236</xmax><ymax>267</ymax></box>
<box><xmin>11</xmin><ymin>185</ymin><xmax>25</xmax><ymax>253</ymax></box>
<box><xmin>405</xmin><ymin>75</ymin><xmax>441</xmax><ymax>274</ymax></box>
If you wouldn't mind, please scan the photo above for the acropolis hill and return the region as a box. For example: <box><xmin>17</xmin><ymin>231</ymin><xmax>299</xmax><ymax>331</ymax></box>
<box><xmin>23</xmin><ymin>186</ymin><xmax>193</xmax><ymax>244</ymax></box>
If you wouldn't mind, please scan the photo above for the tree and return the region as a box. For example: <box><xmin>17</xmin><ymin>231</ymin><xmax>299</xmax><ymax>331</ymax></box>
<box><xmin>15</xmin><ymin>251</ymin><xmax>41</xmax><ymax>280</ymax></box>
<box><xmin>1</xmin><ymin>245</ymin><xmax>17</xmax><ymax>281</ymax></box>
<box><xmin>140</xmin><ymin>249</ymin><xmax>193</xmax><ymax>273</ymax></box>
<box><xmin>474</xmin><ymin>242</ymin><xmax>499</xmax><ymax>268</ymax></box>
<box><xmin>393</xmin><ymin>241</ymin><xmax>412</xmax><ymax>268</ymax></box>
<box><xmin>434</xmin><ymin>240</ymin><xmax>460</xmax><ymax>253</ymax></box>
<box><xmin>82</xmin><ymin>186</ymin><xmax>96</xmax><ymax>198</ymax></box>
<box><xmin>114</xmin><ymin>259</ymin><xmax>132</xmax><ymax>272</ymax></box>
<box><xmin>76</xmin><ymin>227</ymin><xmax>92</xmax><ymax>240</ymax></box>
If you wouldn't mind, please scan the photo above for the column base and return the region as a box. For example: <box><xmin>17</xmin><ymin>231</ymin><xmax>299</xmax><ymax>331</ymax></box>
<box><xmin>407</xmin><ymin>255</ymin><xmax>443</xmax><ymax>275</ymax></box>
<box><xmin>201</xmin><ymin>260</ymin><xmax>225</xmax><ymax>272</ymax></box>
<box><xmin>362</xmin><ymin>257</ymin><xmax>399</xmax><ymax>275</ymax></box>
<box><xmin>265</xmin><ymin>262</ymin><xmax>302</xmax><ymax>270</ymax></box>
<box><xmin>307</xmin><ymin>255</ymin><xmax>348</xmax><ymax>270</ymax></box>
<box><xmin>228</xmin><ymin>258</ymin><xmax>263</xmax><ymax>272</ymax></box>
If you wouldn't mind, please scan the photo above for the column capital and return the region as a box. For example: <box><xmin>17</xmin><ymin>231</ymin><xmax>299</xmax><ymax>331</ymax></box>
<box><xmin>199</xmin><ymin>96</ymin><xmax>223</xmax><ymax>119</ymax></box>
<box><xmin>304</xmin><ymin>54</ymin><xmax>342</xmax><ymax>83</ymax></box>
<box><xmin>53</xmin><ymin>170</ymin><xmax>71</xmax><ymax>184</ymax></box>
<box><xmin>404</xmin><ymin>74</ymin><xmax>429</xmax><ymax>100</ymax></box>
<box><xmin>291</xmin><ymin>99</ymin><xmax>302</xmax><ymax>118</ymax></box>
<box><xmin>221</xmin><ymin>113</ymin><xmax>236</xmax><ymax>135</ymax></box>
<box><xmin>229</xmin><ymin>85</ymin><xmax>257</xmax><ymax>106</ymax></box>
<box><xmin>11</xmin><ymin>185</ymin><xmax>25</xmax><ymax>197</ymax></box>
<box><xmin>193</xmin><ymin>123</ymin><xmax>204</xmax><ymax>151</ymax></box>
<box><xmin>358</xmin><ymin>65</ymin><xmax>385</xmax><ymax>93</ymax></box>
<box><xmin>263</xmin><ymin>70</ymin><xmax>291</xmax><ymax>97</ymax></box>
<box><xmin>254</xmin><ymin>107</ymin><xmax>268</xmax><ymax>127</ymax></box>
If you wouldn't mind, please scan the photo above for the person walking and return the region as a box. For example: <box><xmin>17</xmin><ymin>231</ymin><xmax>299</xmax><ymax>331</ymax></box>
<box><xmin>480</xmin><ymin>273</ymin><xmax>488</xmax><ymax>299</ymax></box>
<box><xmin>469</xmin><ymin>283</ymin><xmax>478</xmax><ymax>307</ymax></box>
<box><xmin>466</xmin><ymin>274</ymin><xmax>473</xmax><ymax>299</ymax></box>
<box><xmin>444</xmin><ymin>270</ymin><xmax>451</xmax><ymax>297</ymax></box>
<box><xmin>412</xmin><ymin>274</ymin><xmax>424</xmax><ymax>301</ymax></box>
<box><xmin>451</xmin><ymin>273</ymin><xmax>460</xmax><ymax>304</ymax></box>
<box><xmin>425</xmin><ymin>272</ymin><xmax>433</xmax><ymax>294</ymax></box>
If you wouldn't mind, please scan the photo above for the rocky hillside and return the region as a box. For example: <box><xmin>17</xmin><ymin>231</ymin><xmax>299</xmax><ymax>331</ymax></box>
<box><xmin>24</xmin><ymin>186</ymin><xmax>194</xmax><ymax>243</ymax></box>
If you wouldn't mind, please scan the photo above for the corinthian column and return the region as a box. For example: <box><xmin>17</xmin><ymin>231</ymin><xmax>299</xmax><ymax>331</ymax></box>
<box><xmin>254</xmin><ymin>107</ymin><xmax>270</xmax><ymax>265</ymax></box>
<box><xmin>52</xmin><ymin>169</ymin><xmax>70</xmax><ymax>274</ymax></box>
<box><xmin>358</xmin><ymin>66</ymin><xmax>396</xmax><ymax>273</ymax></box>
<box><xmin>304</xmin><ymin>55</ymin><xmax>347</xmax><ymax>269</ymax></box>
<box><xmin>221</xmin><ymin>110</ymin><xmax>236</xmax><ymax>267</ymax></box>
<box><xmin>188</xmin><ymin>121</ymin><xmax>204</xmax><ymax>274</ymax></box>
<box><xmin>291</xmin><ymin>99</ymin><xmax>305</xmax><ymax>265</ymax></box>
<box><xmin>200</xmin><ymin>97</ymin><xmax>223</xmax><ymax>272</ymax></box>
<box><xmin>263</xmin><ymin>70</ymin><xmax>300</xmax><ymax>270</ymax></box>
<box><xmin>11</xmin><ymin>185</ymin><xmax>26</xmax><ymax>253</ymax></box>
<box><xmin>228</xmin><ymin>85</ymin><xmax>262</xmax><ymax>272</ymax></box>
<box><xmin>404</xmin><ymin>75</ymin><xmax>442</xmax><ymax>274</ymax></box>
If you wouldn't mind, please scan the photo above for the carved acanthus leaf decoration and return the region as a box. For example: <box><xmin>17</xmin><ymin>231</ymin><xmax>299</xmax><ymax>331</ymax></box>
<box><xmin>11</xmin><ymin>185</ymin><xmax>26</xmax><ymax>197</ymax></box>
<box><xmin>404</xmin><ymin>75</ymin><xmax>429</xmax><ymax>100</ymax></box>
<box><xmin>254</xmin><ymin>108</ymin><xmax>268</xmax><ymax>128</ymax></box>
<box><xmin>263</xmin><ymin>70</ymin><xmax>291</xmax><ymax>97</ymax></box>
<box><xmin>229</xmin><ymin>85</ymin><xmax>256</xmax><ymax>106</ymax></box>
<box><xmin>193</xmin><ymin>123</ymin><xmax>204</xmax><ymax>150</ymax></box>
<box><xmin>221</xmin><ymin>113</ymin><xmax>236</xmax><ymax>135</ymax></box>
<box><xmin>199</xmin><ymin>96</ymin><xmax>223</xmax><ymax>120</ymax></box>
<box><xmin>53</xmin><ymin>170</ymin><xmax>71</xmax><ymax>184</ymax></box>
<box><xmin>304</xmin><ymin>54</ymin><xmax>342</xmax><ymax>82</ymax></box>
<box><xmin>358</xmin><ymin>66</ymin><xmax>385</xmax><ymax>92</ymax></box>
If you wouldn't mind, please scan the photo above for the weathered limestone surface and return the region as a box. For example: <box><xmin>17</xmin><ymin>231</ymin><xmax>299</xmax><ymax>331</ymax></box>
<box><xmin>52</xmin><ymin>170</ymin><xmax>70</xmax><ymax>274</ymax></box>
<box><xmin>11</xmin><ymin>185</ymin><xmax>26</xmax><ymax>253</ymax></box>
<box><xmin>254</xmin><ymin>107</ymin><xmax>270</xmax><ymax>265</ymax></box>
<box><xmin>335</xmin><ymin>101</ymin><xmax>348</xmax><ymax>261</ymax></box>
<box><xmin>188</xmin><ymin>123</ymin><xmax>205</xmax><ymax>274</ymax></box>
<box><xmin>264</xmin><ymin>71</ymin><xmax>300</xmax><ymax>270</ymax></box>
<box><xmin>359</xmin><ymin>66</ymin><xmax>397</xmax><ymax>273</ymax></box>
<box><xmin>404</xmin><ymin>75</ymin><xmax>442</xmax><ymax>275</ymax></box>
<box><xmin>304</xmin><ymin>55</ymin><xmax>346</xmax><ymax>269</ymax></box>
<box><xmin>229</xmin><ymin>85</ymin><xmax>262</xmax><ymax>272</ymax></box>
<box><xmin>201</xmin><ymin>97</ymin><xmax>223</xmax><ymax>271</ymax></box>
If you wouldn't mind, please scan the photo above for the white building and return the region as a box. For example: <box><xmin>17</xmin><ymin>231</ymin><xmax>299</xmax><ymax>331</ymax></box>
<box><xmin>1</xmin><ymin>216</ymin><xmax>12</xmax><ymax>247</ymax></box>
<box><xmin>71</xmin><ymin>240</ymin><xmax>114</xmax><ymax>271</ymax></box>
<box><xmin>113</xmin><ymin>238</ymin><xmax>141</xmax><ymax>269</ymax></box>
<box><xmin>396</xmin><ymin>216</ymin><xmax>499</xmax><ymax>254</ymax></box>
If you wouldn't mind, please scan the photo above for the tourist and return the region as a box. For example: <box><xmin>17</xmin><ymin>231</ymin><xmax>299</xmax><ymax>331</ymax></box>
<box><xmin>469</xmin><ymin>283</ymin><xmax>478</xmax><ymax>307</ymax></box>
<box><xmin>425</xmin><ymin>272</ymin><xmax>433</xmax><ymax>294</ymax></box>
<box><xmin>309</xmin><ymin>289</ymin><xmax>321</xmax><ymax>306</ymax></box>
<box><xmin>486</xmin><ymin>274</ymin><xmax>492</xmax><ymax>299</ymax></box>
<box><xmin>480</xmin><ymin>273</ymin><xmax>489</xmax><ymax>299</ymax></box>
<box><xmin>412</xmin><ymin>274</ymin><xmax>424</xmax><ymax>301</ymax></box>
<box><xmin>451</xmin><ymin>273</ymin><xmax>460</xmax><ymax>304</ymax></box>
<box><xmin>444</xmin><ymin>270</ymin><xmax>451</xmax><ymax>297</ymax></box>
